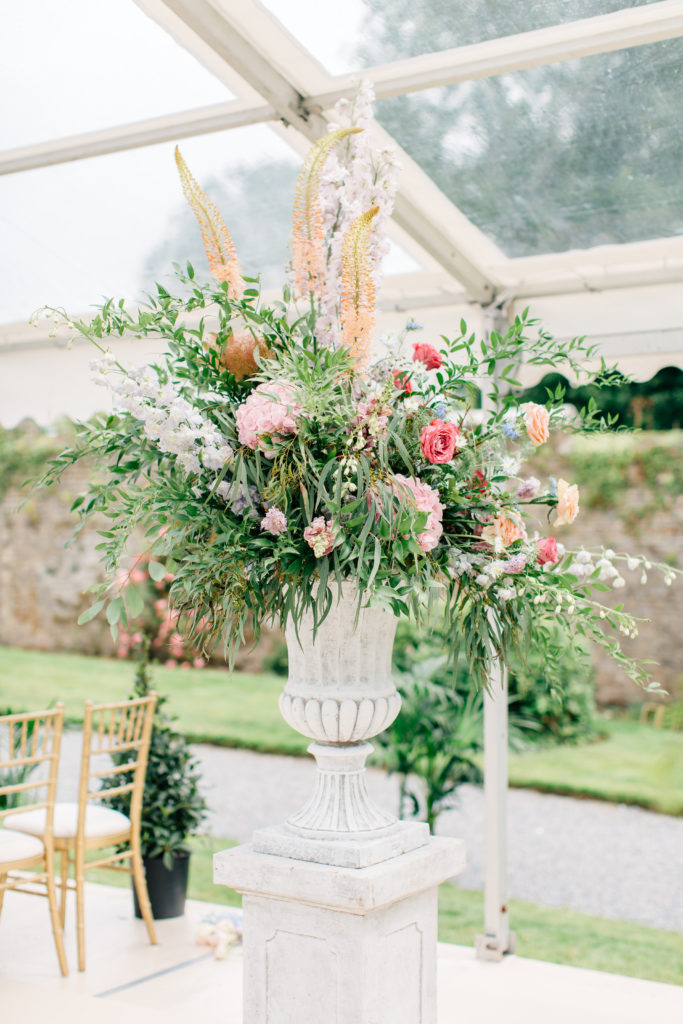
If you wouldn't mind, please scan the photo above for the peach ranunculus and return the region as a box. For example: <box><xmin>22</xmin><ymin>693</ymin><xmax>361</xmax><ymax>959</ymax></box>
<box><xmin>235</xmin><ymin>381</ymin><xmax>302</xmax><ymax>454</ymax></box>
<box><xmin>555</xmin><ymin>479</ymin><xmax>580</xmax><ymax>525</ymax></box>
<box><xmin>520</xmin><ymin>402</ymin><xmax>550</xmax><ymax>446</ymax></box>
<box><xmin>480</xmin><ymin>510</ymin><xmax>527</xmax><ymax>552</ymax></box>
<box><xmin>392</xmin><ymin>474</ymin><xmax>443</xmax><ymax>553</ymax></box>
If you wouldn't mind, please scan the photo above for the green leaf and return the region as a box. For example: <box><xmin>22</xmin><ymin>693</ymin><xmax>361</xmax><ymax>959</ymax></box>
<box><xmin>106</xmin><ymin>597</ymin><xmax>124</xmax><ymax>625</ymax></box>
<box><xmin>148</xmin><ymin>560</ymin><xmax>166</xmax><ymax>582</ymax></box>
<box><xmin>77</xmin><ymin>599</ymin><xmax>106</xmax><ymax>626</ymax></box>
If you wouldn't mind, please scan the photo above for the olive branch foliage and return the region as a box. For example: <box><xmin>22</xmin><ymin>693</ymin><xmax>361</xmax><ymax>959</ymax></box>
<box><xmin>36</xmin><ymin>266</ymin><xmax>666</xmax><ymax>692</ymax></box>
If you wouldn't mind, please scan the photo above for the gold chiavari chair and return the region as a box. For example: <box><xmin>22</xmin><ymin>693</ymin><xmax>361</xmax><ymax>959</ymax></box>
<box><xmin>0</xmin><ymin>705</ymin><xmax>68</xmax><ymax>976</ymax></box>
<box><xmin>5</xmin><ymin>694</ymin><xmax>157</xmax><ymax>971</ymax></box>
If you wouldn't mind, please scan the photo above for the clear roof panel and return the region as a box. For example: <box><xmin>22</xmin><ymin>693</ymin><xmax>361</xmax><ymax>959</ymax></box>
<box><xmin>375</xmin><ymin>38</ymin><xmax>683</xmax><ymax>257</ymax></box>
<box><xmin>1</xmin><ymin>0</ymin><xmax>234</xmax><ymax>149</ymax></box>
<box><xmin>0</xmin><ymin>123</ymin><xmax>418</xmax><ymax>326</ymax></box>
<box><xmin>261</xmin><ymin>0</ymin><xmax>663</xmax><ymax>74</ymax></box>
<box><xmin>0</xmin><ymin>126</ymin><xmax>301</xmax><ymax>325</ymax></box>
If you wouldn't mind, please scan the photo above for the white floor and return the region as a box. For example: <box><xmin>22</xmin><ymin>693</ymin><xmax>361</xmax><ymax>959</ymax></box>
<box><xmin>0</xmin><ymin>881</ymin><xmax>681</xmax><ymax>1024</ymax></box>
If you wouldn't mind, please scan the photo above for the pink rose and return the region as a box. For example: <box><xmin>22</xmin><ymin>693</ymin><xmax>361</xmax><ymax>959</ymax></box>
<box><xmin>412</xmin><ymin>343</ymin><xmax>442</xmax><ymax>370</ymax></box>
<box><xmin>536</xmin><ymin>536</ymin><xmax>559</xmax><ymax>565</ymax></box>
<box><xmin>520</xmin><ymin>402</ymin><xmax>550</xmax><ymax>446</ymax></box>
<box><xmin>419</xmin><ymin>419</ymin><xmax>461</xmax><ymax>464</ymax></box>
<box><xmin>303</xmin><ymin>517</ymin><xmax>337</xmax><ymax>558</ymax></box>
<box><xmin>393</xmin><ymin>474</ymin><xmax>443</xmax><ymax>553</ymax></box>
<box><xmin>393</xmin><ymin>370</ymin><xmax>413</xmax><ymax>395</ymax></box>
<box><xmin>555</xmin><ymin>479</ymin><xmax>580</xmax><ymax>525</ymax></box>
<box><xmin>236</xmin><ymin>381</ymin><xmax>302</xmax><ymax>453</ymax></box>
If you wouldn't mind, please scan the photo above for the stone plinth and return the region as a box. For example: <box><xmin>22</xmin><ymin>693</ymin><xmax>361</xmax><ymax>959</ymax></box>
<box><xmin>214</xmin><ymin>837</ymin><xmax>465</xmax><ymax>1024</ymax></box>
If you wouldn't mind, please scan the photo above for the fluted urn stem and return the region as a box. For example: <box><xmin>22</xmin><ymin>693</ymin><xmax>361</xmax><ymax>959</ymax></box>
<box><xmin>252</xmin><ymin>583</ymin><xmax>429</xmax><ymax>865</ymax></box>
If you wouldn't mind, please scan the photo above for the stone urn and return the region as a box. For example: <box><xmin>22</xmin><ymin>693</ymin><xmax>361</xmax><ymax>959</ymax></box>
<box><xmin>253</xmin><ymin>582</ymin><xmax>429</xmax><ymax>867</ymax></box>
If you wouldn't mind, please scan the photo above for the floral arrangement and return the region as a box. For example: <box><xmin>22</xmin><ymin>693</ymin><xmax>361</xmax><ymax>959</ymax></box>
<box><xmin>36</xmin><ymin>83</ymin><xmax>677</xmax><ymax>692</ymax></box>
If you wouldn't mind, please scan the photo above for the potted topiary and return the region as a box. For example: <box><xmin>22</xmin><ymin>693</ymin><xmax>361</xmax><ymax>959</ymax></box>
<box><xmin>108</xmin><ymin>646</ymin><xmax>207</xmax><ymax>919</ymax></box>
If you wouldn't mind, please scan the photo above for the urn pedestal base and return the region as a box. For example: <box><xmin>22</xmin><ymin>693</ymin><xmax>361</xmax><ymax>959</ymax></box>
<box><xmin>214</xmin><ymin>837</ymin><xmax>466</xmax><ymax>1024</ymax></box>
<box><xmin>252</xmin><ymin>818</ymin><xmax>429</xmax><ymax>869</ymax></box>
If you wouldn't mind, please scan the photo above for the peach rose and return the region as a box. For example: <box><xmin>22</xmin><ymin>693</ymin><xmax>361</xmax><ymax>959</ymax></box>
<box><xmin>555</xmin><ymin>479</ymin><xmax>580</xmax><ymax>525</ymax></box>
<box><xmin>520</xmin><ymin>402</ymin><xmax>550</xmax><ymax>446</ymax></box>
<box><xmin>481</xmin><ymin>511</ymin><xmax>526</xmax><ymax>551</ymax></box>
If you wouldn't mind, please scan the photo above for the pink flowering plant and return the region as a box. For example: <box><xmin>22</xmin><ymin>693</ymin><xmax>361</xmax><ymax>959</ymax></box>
<box><xmin>36</xmin><ymin>85</ymin><xmax>677</xmax><ymax>692</ymax></box>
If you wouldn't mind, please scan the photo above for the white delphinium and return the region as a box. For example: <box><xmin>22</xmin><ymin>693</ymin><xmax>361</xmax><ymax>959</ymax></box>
<box><xmin>317</xmin><ymin>80</ymin><xmax>401</xmax><ymax>348</ymax></box>
<box><xmin>91</xmin><ymin>355</ymin><xmax>233</xmax><ymax>486</ymax></box>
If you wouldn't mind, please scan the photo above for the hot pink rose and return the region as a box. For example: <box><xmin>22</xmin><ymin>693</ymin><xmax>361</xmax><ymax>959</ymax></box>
<box><xmin>420</xmin><ymin>419</ymin><xmax>461</xmax><ymax>464</ymax></box>
<box><xmin>236</xmin><ymin>381</ymin><xmax>302</xmax><ymax>453</ymax></box>
<box><xmin>393</xmin><ymin>474</ymin><xmax>443</xmax><ymax>553</ymax></box>
<box><xmin>520</xmin><ymin>402</ymin><xmax>550</xmax><ymax>446</ymax></box>
<box><xmin>412</xmin><ymin>343</ymin><xmax>443</xmax><ymax>370</ymax></box>
<box><xmin>536</xmin><ymin>536</ymin><xmax>559</xmax><ymax>565</ymax></box>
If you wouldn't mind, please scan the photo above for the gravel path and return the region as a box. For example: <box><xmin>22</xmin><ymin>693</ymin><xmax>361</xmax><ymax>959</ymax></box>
<box><xmin>57</xmin><ymin>731</ymin><xmax>683</xmax><ymax>934</ymax></box>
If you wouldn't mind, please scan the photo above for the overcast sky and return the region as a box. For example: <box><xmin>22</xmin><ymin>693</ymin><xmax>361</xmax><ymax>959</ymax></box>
<box><xmin>0</xmin><ymin>0</ymin><xmax>372</xmax><ymax>325</ymax></box>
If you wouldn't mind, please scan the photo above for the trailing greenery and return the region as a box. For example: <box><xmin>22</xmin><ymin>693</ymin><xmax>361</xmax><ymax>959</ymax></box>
<box><xmin>518</xmin><ymin>368</ymin><xmax>683</xmax><ymax>432</ymax></box>
<box><xmin>105</xmin><ymin>648</ymin><xmax>207</xmax><ymax>868</ymax></box>
<box><xmin>391</xmin><ymin>619</ymin><xmax>598</xmax><ymax>746</ymax></box>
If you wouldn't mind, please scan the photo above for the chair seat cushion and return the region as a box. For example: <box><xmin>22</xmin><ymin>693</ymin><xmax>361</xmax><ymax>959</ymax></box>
<box><xmin>4</xmin><ymin>803</ymin><xmax>131</xmax><ymax>841</ymax></box>
<box><xmin>0</xmin><ymin>828</ymin><xmax>45</xmax><ymax>864</ymax></box>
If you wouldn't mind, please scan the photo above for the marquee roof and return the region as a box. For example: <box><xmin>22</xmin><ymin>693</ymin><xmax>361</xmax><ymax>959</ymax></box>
<box><xmin>2</xmin><ymin>0</ymin><xmax>682</xmax><ymax>406</ymax></box>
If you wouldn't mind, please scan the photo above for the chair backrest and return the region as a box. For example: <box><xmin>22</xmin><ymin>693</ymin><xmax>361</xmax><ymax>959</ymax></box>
<box><xmin>0</xmin><ymin>706</ymin><xmax>64</xmax><ymax>843</ymax></box>
<box><xmin>78</xmin><ymin>695</ymin><xmax>156</xmax><ymax>837</ymax></box>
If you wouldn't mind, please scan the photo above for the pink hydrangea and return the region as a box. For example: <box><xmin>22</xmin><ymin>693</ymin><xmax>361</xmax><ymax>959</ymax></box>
<box><xmin>393</xmin><ymin>474</ymin><xmax>443</xmax><ymax>553</ymax></box>
<box><xmin>235</xmin><ymin>381</ymin><xmax>302</xmax><ymax>454</ymax></box>
<box><xmin>261</xmin><ymin>507</ymin><xmax>288</xmax><ymax>535</ymax></box>
<box><xmin>303</xmin><ymin>517</ymin><xmax>337</xmax><ymax>558</ymax></box>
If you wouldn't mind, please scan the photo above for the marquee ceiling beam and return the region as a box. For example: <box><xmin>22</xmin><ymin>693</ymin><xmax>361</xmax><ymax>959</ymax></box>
<box><xmin>311</xmin><ymin>1</ymin><xmax>683</xmax><ymax>107</ymax></box>
<box><xmin>133</xmin><ymin>0</ymin><xmax>502</xmax><ymax>303</ymax></box>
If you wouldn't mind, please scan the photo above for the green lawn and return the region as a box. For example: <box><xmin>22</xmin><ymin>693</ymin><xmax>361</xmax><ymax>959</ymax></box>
<box><xmin>1</xmin><ymin>646</ymin><xmax>682</xmax><ymax>813</ymax></box>
<box><xmin>508</xmin><ymin>718</ymin><xmax>683</xmax><ymax>816</ymax></box>
<box><xmin>89</xmin><ymin>835</ymin><xmax>683</xmax><ymax>987</ymax></box>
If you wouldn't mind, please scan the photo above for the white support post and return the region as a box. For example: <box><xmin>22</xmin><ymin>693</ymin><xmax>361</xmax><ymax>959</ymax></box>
<box><xmin>475</xmin><ymin>658</ymin><xmax>516</xmax><ymax>960</ymax></box>
<box><xmin>475</xmin><ymin>305</ymin><xmax>516</xmax><ymax>961</ymax></box>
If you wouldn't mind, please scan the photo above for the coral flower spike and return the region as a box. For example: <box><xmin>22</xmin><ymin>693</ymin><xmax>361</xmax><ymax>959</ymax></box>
<box><xmin>174</xmin><ymin>146</ymin><xmax>244</xmax><ymax>298</ymax></box>
<box><xmin>291</xmin><ymin>127</ymin><xmax>362</xmax><ymax>301</ymax></box>
<box><xmin>340</xmin><ymin>206</ymin><xmax>379</xmax><ymax>370</ymax></box>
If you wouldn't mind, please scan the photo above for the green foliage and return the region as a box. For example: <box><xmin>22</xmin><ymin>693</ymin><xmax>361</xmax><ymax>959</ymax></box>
<box><xmin>391</xmin><ymin>617</ymin><xmax>598</xmax><ymax>746</ymax></box>
<box><xmin>106</xmin><ymin>647</ymin><xmax>207</xmax><ymax>868</ymax></box>
<box><xmin>517</xmin><ymin>368</ymin><xmax>683</xmax><ymax>431</ymax></box>
<box><xmin>0</xmin><ymin>707</ymin><xmax>37</xmax><ymax>810</ymax></box>
<box><xmin>374</xmin><ymin>681</ymin><xmax>482</xmax><ymax>830</ymax></box>
<box><xmin>0</xmin><ymin>424</ymin><xmax>66</xmax><ymax>500</ymax></box>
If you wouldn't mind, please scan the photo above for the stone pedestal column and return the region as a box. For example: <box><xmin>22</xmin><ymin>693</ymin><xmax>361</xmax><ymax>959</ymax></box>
<box><xmin>215</xmin><ymin>837</ymin><xmax>465</xmax><ymax>1024</ymax></box>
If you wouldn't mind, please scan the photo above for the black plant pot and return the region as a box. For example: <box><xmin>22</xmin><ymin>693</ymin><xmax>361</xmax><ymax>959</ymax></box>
<box><xmin>133</xmin><ymin>850</ymin><xmax>190</xmax><ymax>920</ymax></box>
